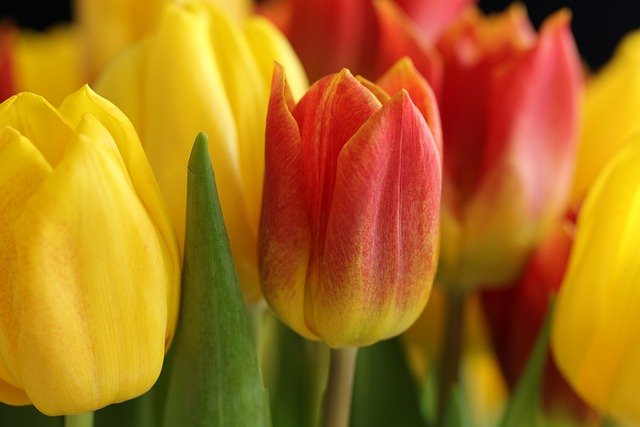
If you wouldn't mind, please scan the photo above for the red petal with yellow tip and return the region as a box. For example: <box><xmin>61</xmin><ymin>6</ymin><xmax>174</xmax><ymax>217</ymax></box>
<box><xmin>314</xmin><ymin>91</ymin><xmax>442</xmax><ymax>347</ymax></box>
<box><xmin>260</xmin><ymin>64</ymin><xmax>315</xmax><ymax>339</ymax></box>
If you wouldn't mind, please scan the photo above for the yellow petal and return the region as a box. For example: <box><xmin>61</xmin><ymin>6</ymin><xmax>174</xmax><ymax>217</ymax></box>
<box><xmin>0</xmin><ymin>93</ymin><xmax>73</xmax><ymax>167</ymax></box>
<box><xmin>571</xmin><ymin>29</ymin><xmax>640</xmax><ymax>205</ymax></box>
<box><xmin>12</xmin><ymin>25</ymin><xmax>84</xmax><ymax>106</ymax></box>
<box><xmin>13</xmin><ymin>115</ymin><xmax>170</xmax><ymax>415</ymax></box>
<box><xmin>58</xmin><ymin>85</ymin><xmax>181</xmax><ymax>343</ymax></box>
<box><xmin>0</xmin><ymin>126</ymin><xmax>51</xmax><ymax>406</ymax></box>
<box><xmin>553</xmin><ymin>137</ymin><xmax>640</xmax><ymax>424</ymax></box>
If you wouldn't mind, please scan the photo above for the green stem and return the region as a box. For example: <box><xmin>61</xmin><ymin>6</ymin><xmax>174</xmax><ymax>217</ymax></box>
<box><xmin>64</xmin><ymin>412</ymin><xmax>93</xmax><ymax>427</ymax></box>
<box><xmin>322</xmin><ymin>347</ymin><xmax>359</xmax><ymax>427</ymax></box>
<box><xmin>247</xmin><ymin>302</ymin><xmax>267</xmax><ymax>362</ymax></box>
<box><xmin>436</xmin><ymin>289</ymin><xmax>466</xmax><ymax>427</ymax></box>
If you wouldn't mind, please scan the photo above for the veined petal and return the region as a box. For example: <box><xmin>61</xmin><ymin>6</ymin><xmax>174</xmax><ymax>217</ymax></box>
<box><xmin>292</xmin><ymin>69</ymin><xmax>381</xmax><ymax>267</ymax></box>
<box><xmin>260</xmin><ymin>65</ymin><xmax>315</xmax><ymax>339</ymax></box>
<box><xmin>315</xmin><ymin>91</ymin><xmax>441</xmax><ymax>347</ymax></box>
<box><xmin>243</xmin><ymin>16</ymin><xmax>308</xmax><ymax>102</ymax></box>
<box><xmin>376</xmin><ymin>57</ymin><xmax>442</xmax><ymax>155</ymax></box>
<box><xmin>553</xmin><ymin>138</ymin><xmax>640</xmax><ymax>424</ymax></box>
<box><xmin>373</xmin><ymin>0</ymin><xmax>443</xmax><ymax>95</ymax></box>
<box><xmin>0</xmin><ymin>126</ymin><xmax>51</xmax><ymax>405</ymax></box>
<box><xmin>59</xmin><ymin>85</ymin><xmax>180</xmax><ymax>345</ymax></box>
<box><xmin>14</xmin><ymin>115</ymin><xmax>169</xmax><ymax>415</ymax></box>
<box><xmin>0</xmin><ymin>93</ymin><xmax>73</xmax><ymax>168</ymax></box>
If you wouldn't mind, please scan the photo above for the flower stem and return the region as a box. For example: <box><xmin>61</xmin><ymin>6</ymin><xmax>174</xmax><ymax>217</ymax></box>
<box><xmin>64</xmin><ymin>412</ymin><xmax>93</xmax><ymax>427</ymax></box>
<box><xmin>436</xmin><ymin>289</ymin><xmax>466</xmax><ymax>427</ymax></box>
<box><xmin>322</xmin><ymin>346</ymin><xmax>358</xmax><ymax>427</ymax></box>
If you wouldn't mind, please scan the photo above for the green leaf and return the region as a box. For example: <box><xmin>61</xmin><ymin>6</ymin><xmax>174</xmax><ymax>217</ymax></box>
<box><xmin>0</xmin><ymin>404</ymin><xmax>62</xmax><ymax>427</ymax></box>
<box><xmin>442</xmin><ymin>385</ymin><xmax>472</xmax><ymax>427</ymax></box>
<box><xmin>163</xmin><ymin>133</ymin><xmax>270</xmax><ymax>426</ymax></box>
<box><xmin>498</xmin><ymin>299</ymin><xmax>556</xmax><ymax>427</ymax></box>
<box><xmin>351</xmin><ymin>338</ymin><xmax>425</xmax><ymax>427</ymax></box>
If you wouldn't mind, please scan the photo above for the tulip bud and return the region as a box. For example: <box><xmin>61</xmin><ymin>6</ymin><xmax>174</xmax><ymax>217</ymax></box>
<box><xmin>0</xmin><ymin>86</ymin><xmax>180</xmax><ymax>415</ymax></box>
<box><xmin>437</xmin><ymin>6</ymin><xmax>582</xmax><ymax>289</ymax></box>
<box><xmin>552</xmin><ymin>137</ymin><xmax>640</xmax><ymax>425</ymax></box>
<box><xmin>96</xmin><ymin>0</ymin><xmax>308</xmax><ymax>302</ymax></box>
<box><xmin>260</xmin><ymin>61</ymin><xmax>442</xmax><ymax>347</ymax></box>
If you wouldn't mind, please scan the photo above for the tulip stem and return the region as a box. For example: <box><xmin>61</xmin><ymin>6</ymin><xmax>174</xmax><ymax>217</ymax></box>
<box><xmin>64</xmin><ymin>412</ymin><xmax>93</xmax><ymax>427</ymax></box>
<box><xmin>322</xmin><ymin>346</ymin><xmax>358</xmax><ymax>427</ymax></box>
<box><xmin>436</xmin><ymin>289</ymin><xmax>466</xmax><ymax>427</ymax></box>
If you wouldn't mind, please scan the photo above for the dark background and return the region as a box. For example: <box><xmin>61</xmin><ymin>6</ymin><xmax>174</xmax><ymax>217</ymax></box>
<box><xmin>0</xmin><ymin>0</ymin><xmax>638</xmax><ymax>70</ymax></box>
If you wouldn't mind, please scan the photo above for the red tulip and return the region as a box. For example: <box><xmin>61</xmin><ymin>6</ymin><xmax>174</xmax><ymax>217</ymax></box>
<box><xmin>394</xmin><ymin>0</ymin><xmax>475</xmax><ymax>41</ymax></box>
<box><xmin>437</xmin><ymin>6</ymin><xmax>583</xmax><ymax>288</ymax></box>
<box><xmin>0</xmin><ymin>25</ymin><xmax>15</xmax><ymax>102</ymax></box>
<box><xmin>260</xmin><ymin>60</ymin><xmax>441</xmax><ymax>347</ymax></box>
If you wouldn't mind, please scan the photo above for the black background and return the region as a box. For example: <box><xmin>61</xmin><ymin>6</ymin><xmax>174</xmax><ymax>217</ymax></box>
<box><xmin>0</xmin><ymin>0</ymin><xmax>638</xmax><ymax>70</ymax></box>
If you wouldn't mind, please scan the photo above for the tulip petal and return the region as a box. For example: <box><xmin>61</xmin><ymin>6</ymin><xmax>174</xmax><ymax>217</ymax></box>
<box><xmin>0</xmin><ymin>126</ymin><xmax>51</xmax><ymax>406</ymax></box>
<box><xmin>373</xmin><ymin>0</ymin><xmax>443</xmax><ymax>94</ymax></box>
<box><xmin>0</xmin><ymin>93</ymin><xmax>73</xmax><ymax>168</ymax></box>
<box><xmin>553</xmin><ymin>139</ymin><xmax>640</xmax><ymax>424</ymax></box>
<box><xmin>260</xmin><ymin>65</ymin><xmax>315</xmax><ymax>340</ymax></box>
<box><xmin>0</xmin><ymin>27</ymin><xmax>15</xmax><ymax>102</ymax></box>
<box><xmin>376</xmin><ymin>57</ymin><xmax>442</xmax><ymax>155</ymax></box>
<box><xmin>13</xmin><ymin>115</ymin><xmax>170</xmax><ymax>415</ymax></box>
<box><xmin>315</xmin><ymin>91</ymin><xmax>441</xmax><ymax>347</ymax></box>
<box><xmin>394</xmin><ymin>0</ymin><xmax>474</xmax><ymax>41</ymax></box>
<box><xmin>58</xmin><ymin>85</ymin><xmax>181</xmax><ymax>343</ymax></box>
<box><xmin>243</xmin><ymin>16</ymin><xmax>309</xmax><ymax>102</ymax></box>
<box><xmin>292</xmin><ymin>69</ymin><xmax>381</xmax><ymax>264</ymax></box>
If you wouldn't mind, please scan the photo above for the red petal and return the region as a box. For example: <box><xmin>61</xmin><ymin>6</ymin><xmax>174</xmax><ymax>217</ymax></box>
<box><xmin>395</xmin><ymin>0</ymin><xmax>475</xmax><ymax>41</ymax></box>
<box><xmin>292</xmin><ymin>69</ymin><xmax>381</xmax><ymax>262</ymax></box>
<box><xmin>374</xmin><ymin>0</ymin><xmax>443</xmax><ymax>95</ymax></box>
<box><xmin>315</xmin><ymin>91</ymin><xmax>442</xmax><ymax>346</ymax></box>
<box><xmin>0</xmin><ymin>25</ymin><xmax>16</xmax><ymax>102</ymax></box>
<box><xmin>260</xmin><ymin>64</ymin><xmax>315</xmax><ymax>338</ymax></box>
<box><xmin>376</xmin><ymin>57</ymin><xmax>442</xmax><ymax>157</ymax></box>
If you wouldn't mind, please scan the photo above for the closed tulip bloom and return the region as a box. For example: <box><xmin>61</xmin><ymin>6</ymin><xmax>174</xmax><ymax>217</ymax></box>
<box><xmin>571</xmin><ymin>29</ymin><xmax>640</xmax><ymax>206</ymax></box>
<box><xmin>96</xmin><ymin>0</ymin><xmax>307</xmax><ymax>302</ymax></box>
<box><xmin>552</xmin><ymin>138</ymin><xmax>640</xmax><ymax>425</ymax></box>
<box><xmin>437</xmin><ymin>6</ymin><xmax>582</xmax><ymax>288</ymax></box>
<box><xmin>0</xmin><ymin>86</ymin><xmax>180</xmax><ymax>415</ymax></box>
<box><xmin>260</xmin><ymin>60</ymin><xmax>442</xmax><ymax>347</ymax></box>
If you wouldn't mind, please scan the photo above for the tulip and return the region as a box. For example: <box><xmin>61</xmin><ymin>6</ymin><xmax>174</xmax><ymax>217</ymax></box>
<box><xmin>552</xmin><ymin>137</ymin><xmax>640</xmax><ymax>425</ymax></box>
<box><xmin>0</xmin><ymin>25</ymin><xmax>84</xmax><ymax>105</ymax></box>
<box><xmin>571</xmin><ymin>29</ymin><xmax>640</xmax><ymax>206</ymax></box>
<box><xmin>260</xmin><ymin>0</ymin><xmax>443</xmax><ymax>87</ymax></box>
<box><xmin>394</xmin><ymin>0</ymin><xmax>475</xmax><ymax>41</ymax></box>
<box><xmin>96</xmin><ymin>0</ymin><xmax>307</xmax><ymax>302</ymax></box>
<box><xmin>260</xmin><ymin>59</ymin><xmax>442</xmax><ymax>347</ymax></box>
<box><xmin>75</xmin><ymin>0</ymin><xmax>251</xmax><ymax>80</ymax></box>
<box><xmin>481</xmin><ymin>219</ymin><xmax>596</xmax><ymax>421</ymax></box>
<box><xmin>0</xmin><ymin>86</ymin><xmax>180</xmax><ymax>415</ymax></box>
<box><xmin>436</xmin><ymin>6</ymin><xmax>582</xmax><ymax>289</ymax></box>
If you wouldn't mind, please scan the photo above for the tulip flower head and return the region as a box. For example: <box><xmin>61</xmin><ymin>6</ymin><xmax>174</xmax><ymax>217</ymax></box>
<box><xmin>96</xmin><ymin>0</ymin><xmax>308</xmax><ymax>302</ymax></box>
<box><xmin>437</xmin><ymin>6</ymin><xmax>582</xmax><ymax>289</ymax></box>
<box><xmin>260</xmin><ymin>59</ymin><xmax>442</xmax><ymax>347</ymax></box>
<box><xmin>552</xmin><ymin>137</ymin><xmax>640</xmax><ymax>425</ymax></box>
<box><xmin>0</xmin><ymin>86</ymin><xmax>180</xmax><ymax>415</ymax></box>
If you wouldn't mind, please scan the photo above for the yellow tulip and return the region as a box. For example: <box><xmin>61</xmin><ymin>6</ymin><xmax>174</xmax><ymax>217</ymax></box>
<box><xmin>75</xmin><ymin>0</ymin><xmax>252</xmax><ymax>80</ymax></box>
<box><xmin>96</xmin><ymin>0</ymin><xmax>308</xmax><ymax>302</ymax></box>
<box><xmin>0</xmin><ymin>86</ymin><xmax>180</xmax><ymax>415</ymax></box>
<box><xmin>571</xmin><ymin>29</ymin><xmax>640</xmax><ymax>205</ymax></box>
<box><xmin>552</xmin><ymin>137</ymin><xmax>640</xmax><ymax>424</ymax></box>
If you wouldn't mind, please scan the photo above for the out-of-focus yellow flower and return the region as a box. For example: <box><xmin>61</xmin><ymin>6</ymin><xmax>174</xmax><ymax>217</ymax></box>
<box><xmin>0</xmin><ymin>86</ymin><xmax>180</xmax><ymax>415</ymax></box>
<box><xmin>552</xmin><ymin>137</ymin><xmax>640</xmax><ymax>425</ymax></box>
<box><xmin>96</xmin><ymin>0</ymin><xmax>307</xmax><ymax>303</ymax></box>
<box><xmin>571</xmin><ymin>29</ymin><xmax>640</xmax><ymax>206</ymax></box>
<box><xmin>0</xmin><ymin>25</ymin><xmax>84</xmax><ymax>105</ymax></box>
<box><xmin>76</xmin><ymin>0</ymin><xmax>251</xmax><ymax>80</ymax></box>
